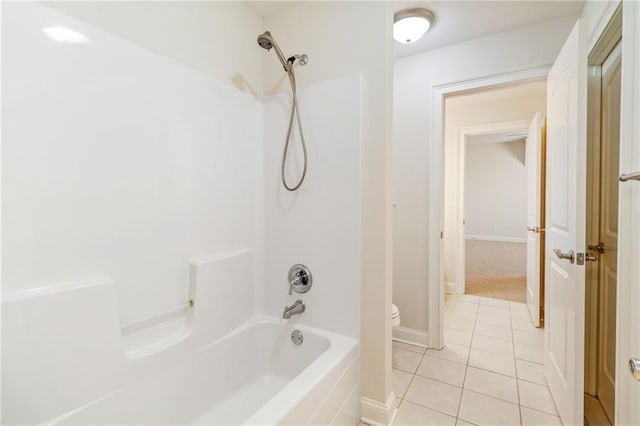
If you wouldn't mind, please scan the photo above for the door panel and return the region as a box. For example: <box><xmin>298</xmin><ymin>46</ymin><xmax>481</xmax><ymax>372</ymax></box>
<box><xmin>597</xmin><ymin>40</ymin><xmax>621</xmax><ymax>423</ymax></box>
<box><xmin>526</xmin><ymin>113</ymin><xmax>543</xmax><ymax>326</ymax></box>
<box><xmin>545</xmin><ymin>19</ymin><xmax>587</xmax><ymax>426</ymax></box>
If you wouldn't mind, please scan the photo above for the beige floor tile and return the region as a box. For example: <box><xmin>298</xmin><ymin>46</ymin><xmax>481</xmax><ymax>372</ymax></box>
<box><xmin>393</xmin><ymin>400</ymin><xmax>456</xmax><ymax>426</ymax></box>
<box><xmin>444</xmin><ymin>328</ymin><xmax>473</xmax><ymax>347</ymax></box>
<box><xmin>516</xmin><ymin>359</ymin><xmax>546</xmax><ymax>385</ymax></box>
<box><xmin>393</xmin><ymin>347</ymin><xmax>423</xmax><ymax>373</ymax></box>
<box><xmin>518</xmin><ymin>380</ymin><xmax>558</xmax><ymax>415</ymax></box>
<box><xmin>509</xmin><ymin>301</ymin><xmax>529</xmax><ymax>312</ymax></box>
<box><xmin>513</xmin><ymin>329</ymin><xmax>544</xmax><ymax>347</ymax></box>
<box><xmin>471</xmin><ymin>333</ymin><xmax>514</xmax><ymax>356</ymax></box>
<box><xmin>404</xmin><ymin>376</ymin><xmax>462</xmax><ymax>417</ymax></box>
<box><xmin>393</xmin><ymin>340</ymin><xmax>427</xmax><ymax>354</ymax></box>
<box><xmin>476</xmin><ymin>312</ymin><xmax>511</xmax><ymax>328</ymax></box>
<box><xmin>392</xmin><ymin>368</ymin><xmax>414</xmax><ymax>398</ymax></box>
<box><xmin>510</xmin><ymin>310</ymin><xmax>533</xmax><ymax>323</ymax></box>
<box><xmin>521</xmin><ymin>407</ymin><xmax>563</xmax><ymax>426</ymax></box>
<box><xmin>511</xmin><ymin>318</ymin><xmax>537</xmax><ymax>331</ymax></box>
<box><xmin>478</xmin><ymin>305</ymin><xmax>509</xmax><ymax>317</ymax></box>
<box><xmin>425</xmin><ymin>343</ymin><xmax>470</xmax><ymax>365</ymax></box>
<box><xmin>445</xmin><ymin>318</ymin><xmax>476</xmax><ymax>332</ymax></box>
<box><xmin>447</xmin><ymin>303</ymin><xmax>479</xmax><ymax>315</ymax></box>
<box><xmin>480</xmin><ymin>297</ymin><xmax>510</xmax><ymax>308</ymax></box>
<box><xmin>456</xmin><ymin>294</ymin><xmax>481</xmax><ymax>304</ymax></box>
<box><xmin>514</xmin><ymin>342</ymin><xmax>544</xmax><ymax>364</ymax></box>
<box><xmin>416</xmin><ymin>354</ymin><xmax>467</xmax><ymax>387</ymax></box>
<box><xmin>448</xmin><ymin>301</ymin><xmax>480</xmax><ymax>313</ymax></box>
<box><xmin>474</xmin><ymin>323</ymin><xmax>513</xmax><ymax>341</ymax></box>
<box><xmin>455</xmin><ymin>420</ymin><xmax>477</xmax><ymax>426</ymax></box>
<box><xmin>458</xmin><ymin>389</ymin><xmax>521</xmax><ymax>425</ymax></box>
<box><xmin>446</xmin><ymin>309</ymin><xmax>478</xmax><ymax>322</ymax></box>
<box><xmin>468</xmin><ymin>348</ymin><xmax>516</xmax><ymax>377</ymax></box>
<box><xmin>463</xmin><ymin>367</ymin><xmax>519</xmax><ymax>404</ymax></box>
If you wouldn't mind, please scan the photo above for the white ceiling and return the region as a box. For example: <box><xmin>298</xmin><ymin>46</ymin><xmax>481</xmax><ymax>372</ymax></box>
<box><xmin>244</xmin><ymin>1</ymin><xmax>297</xmax><ymax>18</ymax></box>
<box><xmin>244</xmin><ymin>1</ymin><xmax>584</xmax><ymax>58</ymax></box>
<box><xmin>393</xmin><ymin>1</ymin><xmax>584</xmax><ymax>57</ymax></box>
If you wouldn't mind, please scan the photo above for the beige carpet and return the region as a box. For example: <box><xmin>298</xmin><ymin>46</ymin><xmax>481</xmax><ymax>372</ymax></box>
<box><xmin>465</xmin><ymin>240</ymin><xmax>527</xmax><ymax>303</ymax></box>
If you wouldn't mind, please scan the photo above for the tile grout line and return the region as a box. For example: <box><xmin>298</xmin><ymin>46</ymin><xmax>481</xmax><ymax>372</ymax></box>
<box><xmin>510</xmin><ymin>302</ymin><xmax>525</xmax><ymax>426</ymax></box>
<box><xmin>454</xmin><ymin>294</ymin><xmax>479</xmax><ymax>424</ymax></box>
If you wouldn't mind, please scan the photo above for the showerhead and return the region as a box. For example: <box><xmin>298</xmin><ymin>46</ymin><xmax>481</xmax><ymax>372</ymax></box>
<box><xmin>257</xmin><ymin>31</ymin><xmax>274</xmax><ymax>51</ymax></box>
<box><xmin>257</xmin><ymin>30</ymin><xmax>299</xmax><ymax>72</ymax></box>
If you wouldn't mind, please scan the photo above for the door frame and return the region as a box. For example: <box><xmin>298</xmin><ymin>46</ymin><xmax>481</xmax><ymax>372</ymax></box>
<box><xmin>429</xmin><ymin>65</ymin><xmax>551</xmax><ymax>348</ymax></box>
<box><xmin>584</xmin><ymin>5</ymin><xmax>622</xmax><ymax>398</ymax></box>
<box><xmin>586</xmin><ymin>2</ymin><xmax>640</xmax><ymax>424</ymax></box>
<box><xmin>449</xmin><ymin>120</ymin><xmax>531</xmax><ymax>296</ymax></box>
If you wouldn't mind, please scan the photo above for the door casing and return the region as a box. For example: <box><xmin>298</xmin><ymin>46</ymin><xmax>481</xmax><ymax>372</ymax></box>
<box><xmin>584</xmin><ymin>3</ymin><xmax>622</xmax><ymax>402</ymax></box>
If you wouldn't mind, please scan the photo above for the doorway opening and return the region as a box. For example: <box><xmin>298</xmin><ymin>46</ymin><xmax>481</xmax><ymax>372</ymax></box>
<box><xmin>442</xmin><ymin>81</ymin><xmax>547</xmax><ymax>314</ymax></box>
<box><xmin>584</xmin><ymin>7</ymin><xmax>622</xmax><ymax>426</ymax></box>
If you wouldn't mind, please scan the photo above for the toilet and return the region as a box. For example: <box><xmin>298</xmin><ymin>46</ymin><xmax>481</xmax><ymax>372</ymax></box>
<box><xmin>392</xmin><ymin>303</ymin><xmax>401</xmax><ymax>327</ymax></box>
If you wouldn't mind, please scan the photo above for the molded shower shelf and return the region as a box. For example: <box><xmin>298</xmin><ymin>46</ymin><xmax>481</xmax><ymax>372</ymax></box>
<box><xmin>121</xmin><ymin>299</ymin><xmax>194</xmax><ymax>359</ymax></box>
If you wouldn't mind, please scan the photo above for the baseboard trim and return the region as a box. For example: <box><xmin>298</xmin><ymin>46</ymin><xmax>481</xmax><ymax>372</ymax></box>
<box><xmin>361</xmin><ymin>392</ymin><xmax>399</xmax><ymax>426</ymax></box>
<box><xmin>392</xmin><ymin>326</ymin><xmax>429</xmax><ymax>347</ymax></box>
<box><xmin>445</xmin><ymin>282</ymin><xmax>456</xmax><ymax>293</ymax></box>
<box><xmin>465</xmin><ymin>234</ymin><xmax>527</xmax><ymax>243</ymax></box>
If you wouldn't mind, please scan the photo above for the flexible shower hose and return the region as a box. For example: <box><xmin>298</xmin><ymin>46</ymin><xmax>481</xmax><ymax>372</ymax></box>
<box><xmin>281</xmin><ymin>67</ymin><xmax>307</xmax><ymax>191</ymax></box>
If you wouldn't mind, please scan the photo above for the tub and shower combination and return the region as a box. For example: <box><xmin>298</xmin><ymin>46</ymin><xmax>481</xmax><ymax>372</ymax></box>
<box><xmin>2</xmin><ymin>2</ymin><xmax>362</xmax><ymax>424</ymax></box>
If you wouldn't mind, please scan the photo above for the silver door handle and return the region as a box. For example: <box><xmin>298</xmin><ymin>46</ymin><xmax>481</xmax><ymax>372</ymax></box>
<box><xmin>553</xmin><ymin>248</ymin><xmax>575</xmax><ymax>264</ymax></box>
<box><xmin>619</xmin><ymin>171</ymin><xmax>640</xmax><ymax>182</ymax></box>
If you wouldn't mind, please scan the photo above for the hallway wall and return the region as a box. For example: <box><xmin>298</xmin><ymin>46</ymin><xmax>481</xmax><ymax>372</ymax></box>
<box><xmin>465</xmin><ymin>141</ymin><xmax>528</xmax><ymax>242</ymax></box>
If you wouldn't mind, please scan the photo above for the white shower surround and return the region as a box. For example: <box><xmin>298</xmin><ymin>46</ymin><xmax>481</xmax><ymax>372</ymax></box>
<box><xmin>2</xmin><ymin>3</ymin><xmax>362</xmax><ymax>425</ymax></box>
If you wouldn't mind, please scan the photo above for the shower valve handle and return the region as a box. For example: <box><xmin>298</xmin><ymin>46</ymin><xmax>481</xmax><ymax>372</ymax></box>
<box><xmin>288</xmin><ymin>275</ymin><xmax>301</xmax><ymax>295</ymax></box>
<box><xmin>288</xmin><ymin>264</ymin><xmax>313</xmax><ymax>295</ymax></box>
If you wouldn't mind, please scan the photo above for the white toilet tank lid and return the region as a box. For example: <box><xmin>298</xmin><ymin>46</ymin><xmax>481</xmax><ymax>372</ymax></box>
<box><xmin>392</xmin><ymin>304</ymin><xmax>399</xmax><ymax>316</ymax></box>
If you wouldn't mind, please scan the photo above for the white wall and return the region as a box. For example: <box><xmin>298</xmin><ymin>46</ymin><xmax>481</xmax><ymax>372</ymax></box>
<box><xmin>393</xmin><ymin>16</ymin><xmax>576</xmax><ymax>335</ymax></box>
<box><xmin>48</xmin><ymin>1</ymin><xmax>263</xmax><ymax>94</ymax></box>
<box><xmin>464</xmin><ymin>141</ymin><xmax>527</xmax><ymax>240</ymax></box>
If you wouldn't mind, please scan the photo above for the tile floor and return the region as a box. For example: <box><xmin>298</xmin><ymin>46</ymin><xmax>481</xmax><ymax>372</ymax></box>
<box><xmin>391</xmin><ymin>294</ymin><xmax>562</xmax><ymax>426</ymax></box>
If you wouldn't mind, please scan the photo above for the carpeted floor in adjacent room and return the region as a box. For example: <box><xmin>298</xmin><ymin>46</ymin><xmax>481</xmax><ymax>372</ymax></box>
<box><xmin>464</xmin><ymin>240</ymin><xmax>527</xmax><ymax>303</ymax></box>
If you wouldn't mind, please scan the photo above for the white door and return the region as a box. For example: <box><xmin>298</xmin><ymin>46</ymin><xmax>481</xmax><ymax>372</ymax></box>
<box><xmin>526</xmin><ymin>113</ymin><xmax>543</xmax><ymax>327</ymax></box>
<box><xmin>544</xmin><ymin>19</ymin><xmax>587</xmax><ymax>426</ymax></box>
<box><xmin>596</xmin><ymin>40</ymin><xmax>622</xmax><ymax>423</ymax></box>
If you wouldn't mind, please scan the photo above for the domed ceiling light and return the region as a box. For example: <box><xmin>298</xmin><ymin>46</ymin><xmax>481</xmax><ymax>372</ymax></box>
<box><xmin>393</xmin><ymin>8</ymin><xmax>436</xmax><ymax>44</ymax></box>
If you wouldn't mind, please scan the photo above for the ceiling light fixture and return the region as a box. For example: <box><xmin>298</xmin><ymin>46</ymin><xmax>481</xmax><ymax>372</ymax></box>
<box><xmin>393</xmin><ymin>8</ymin><xmax>436</xmax><ymax>44</ymax></box>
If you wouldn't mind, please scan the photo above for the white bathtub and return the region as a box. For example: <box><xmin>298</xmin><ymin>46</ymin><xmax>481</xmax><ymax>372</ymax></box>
<box><xmin>47</xmin><ymin>316</ymin><xmax>360</xmax><ymax>425</ymax></box>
